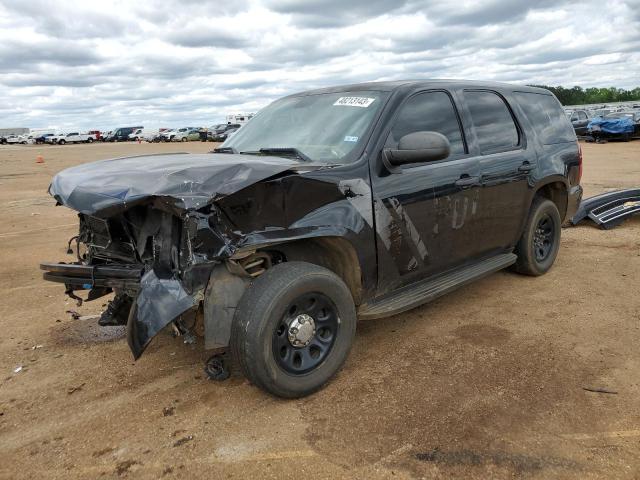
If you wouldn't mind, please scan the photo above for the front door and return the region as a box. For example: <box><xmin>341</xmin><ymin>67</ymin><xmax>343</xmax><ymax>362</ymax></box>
<box><xmin>371</xmin><ymin>90</ymin><xmax>482</xmax><ymax>293</ymax></box>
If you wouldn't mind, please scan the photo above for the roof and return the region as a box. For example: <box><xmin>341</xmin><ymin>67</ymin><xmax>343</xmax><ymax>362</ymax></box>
<box><xmin>289</xmin><ymin>79</ymin><xmax>549</xmax><ymax>97</ymax></box>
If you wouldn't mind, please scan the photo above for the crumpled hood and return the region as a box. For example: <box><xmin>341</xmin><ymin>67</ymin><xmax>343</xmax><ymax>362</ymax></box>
<box><xmin>49</xmin><ymin>153</ymin><xmax>303</xmax><ymax>216</ymax></box>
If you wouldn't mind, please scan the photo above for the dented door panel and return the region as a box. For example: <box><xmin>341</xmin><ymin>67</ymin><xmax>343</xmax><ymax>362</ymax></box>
<box><xmin>372</xmin><ymin>156</ymin><xmax>482</xmax><ymax>293</ymax></box>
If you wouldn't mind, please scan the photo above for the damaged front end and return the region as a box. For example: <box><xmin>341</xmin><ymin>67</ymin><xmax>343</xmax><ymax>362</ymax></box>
<box><xmin>41</xmin><ymin>205</ymin><xmax>237</xmax><ymax>358</ymax></box>
<box><xmin>40</xmin><ymin>153</ymin><xmax>304</xmax><ymax>359</ymax></box>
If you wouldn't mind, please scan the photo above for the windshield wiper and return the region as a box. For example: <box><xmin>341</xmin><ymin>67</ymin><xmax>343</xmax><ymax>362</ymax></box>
<box><xmin>241</xmin><ymin>147</ymin><xmax>312</xmax><ymax>162</ymax></box>
<box><xmin>213</xmin><ymin>146</ymin><xmax>237</xmax><ymax>154</ymax></box>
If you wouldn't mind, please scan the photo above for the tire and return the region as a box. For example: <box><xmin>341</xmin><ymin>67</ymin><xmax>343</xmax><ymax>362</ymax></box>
<box><xmin>87</xmin><ymin>137</ymin><xmax>93</xmax><ymax>143</ymax></box>
<box><xmin>231</xmin><ymin>261</ymin><xmax>356</xmax><ymax>398</ymax></box>
<box><xmin>58</xmin><ymin>139</ymin><xmax>65</xmax><ymax>145</ymax></box>
<box><xmin>513</xmin><ymin>196</ymin><xmax>561</xmax><ymax>276</ymax></box>
<box><xmin>181</xmin><ymin>137</ymin><xmax>187</xmax><ymax>142</ymax></box>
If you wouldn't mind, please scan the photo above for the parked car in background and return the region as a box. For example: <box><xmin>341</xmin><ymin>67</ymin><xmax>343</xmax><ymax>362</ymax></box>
<box><xmin>100</xmin><ymin>131</ymin><xmax>112</xmax><ymax>141</ymax></box>
<box><xmin>158</xmin><ymin>129</ymin><xmax>177</xmax><ymax>142</ymax></box>
<box><xmin>208</xmin><ymin>123</ymin><xmax>241</xmax><ymax>142</ymax></box>
<box><xmin>0</xmin><ymin>136</ymin><xmax>6</xmax><ymax>144</ymax></box>
<box><xmin>566</xmin><ymin>109</ymin><xmax>591</xmax><ymax>136</ymax></box>
<box><xmin>56</xmin><ymin>132</ymin><xmax>96</xmax><ymax>145</ymax></box>
<box><xmin>42</xmin><ymin>80</ymin><xmax>582</xmax><ymax>398</ymax></box>
<box><xmin>88</xmin><ymin>130</ymin><xmax>102</xmax><ymax>141</ymax></box>
<box><xmin>588</xmin><ymin>111</ymin><xmax>640</xmax><ymax>141</ymax></box>
<box><xmin>5</xmin><ymin>134</ymin><xmax>27</xmax><ymax>144</ymax></box>
<box><xmin>171</xmin><ymin>127</ymin><xmax>200</xmax><ymax>142</ymax></box>
<box><xmin>104</xmin><ymin>127</ymin><xmax>143</xmax><ymax>142</ymax></box>
<box><xmin>128</xmin><ymin>128</ymin><xmax>159</xmax><ymax>141</ymax></box>
<box><xmin>34</xmin><ymin>133</ymin><xmax>55</xmax><ymax>144</ymax></box>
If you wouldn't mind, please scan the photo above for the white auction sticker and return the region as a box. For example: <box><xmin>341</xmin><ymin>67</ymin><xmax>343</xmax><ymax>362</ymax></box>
<box><xmin>333</xmin><ymin>97</ymin><xmax>376</xmax><ymax>108</ymax></box>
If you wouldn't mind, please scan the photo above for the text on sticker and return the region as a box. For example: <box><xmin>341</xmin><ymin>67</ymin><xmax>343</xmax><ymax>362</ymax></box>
<box><xmin>333</xmin><ymin>97</ymin><xmax>376</xmax><ymax>108</ymax></box>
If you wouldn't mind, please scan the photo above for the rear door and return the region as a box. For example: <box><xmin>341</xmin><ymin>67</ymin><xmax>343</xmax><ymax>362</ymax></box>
<box><xmin>459</xmin><ymin>89</ymin><xmax>535</xmax><ymax>255</ymax></box>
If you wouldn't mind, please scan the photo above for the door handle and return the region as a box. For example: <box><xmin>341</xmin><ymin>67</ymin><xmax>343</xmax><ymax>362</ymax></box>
<box><xmin>454</xmin><ymin>175</ymin><xmax>480</xmax><ymax>187</ymax></box>
<box><xmin>518</xmin><ymin>162</ymin><xmax>534</xmax><ymax>173</ymax></box>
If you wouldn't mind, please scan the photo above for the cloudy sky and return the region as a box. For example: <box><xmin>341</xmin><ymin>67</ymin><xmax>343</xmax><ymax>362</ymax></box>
<box><xmin>1</xmin><ymin>0</ymin><xmax>639</xmax><ymax>131</ymax></box>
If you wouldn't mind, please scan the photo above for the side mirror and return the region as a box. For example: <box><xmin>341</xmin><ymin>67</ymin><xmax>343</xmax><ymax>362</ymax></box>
<box><xmin>384</xmin><ymin>131</ymin><xmax>451</xmax><ymax>168</ymax></box>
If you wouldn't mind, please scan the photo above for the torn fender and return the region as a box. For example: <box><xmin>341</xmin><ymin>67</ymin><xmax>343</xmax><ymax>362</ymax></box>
<box><xmin>127</xmin><ymin>269</ymin><xmax>199</xmax><ymax>359</ymax></box>
<box><xmin>49</xmin><ymin>153</ymin><xmax>312</xmax><ymax>217</ymax></box>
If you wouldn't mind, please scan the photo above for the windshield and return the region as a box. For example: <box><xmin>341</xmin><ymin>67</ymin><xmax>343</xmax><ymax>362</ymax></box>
<box><xmin>222</xmin><ymin>90</ymin><xmax>388</xmax><ymax>163</ymax></box>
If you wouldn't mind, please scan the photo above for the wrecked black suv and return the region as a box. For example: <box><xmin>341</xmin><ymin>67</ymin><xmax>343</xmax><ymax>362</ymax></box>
<box><xmin>41</xmin><ymin>80</ymin><xmax>582</xmax><ymax>398</ymax></box>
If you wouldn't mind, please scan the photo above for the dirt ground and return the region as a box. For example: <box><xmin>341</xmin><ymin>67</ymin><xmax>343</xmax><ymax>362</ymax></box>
<box><xmin>0</xmin><ymin>140</ymin><xmax>638</xmax><ymax>479</ymax></box>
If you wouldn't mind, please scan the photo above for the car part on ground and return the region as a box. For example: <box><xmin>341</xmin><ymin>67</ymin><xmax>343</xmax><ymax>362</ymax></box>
<box><xmin>570</xmin><ymin>188</ymin><xmax>640</xmax><ymax>229</ymax></box>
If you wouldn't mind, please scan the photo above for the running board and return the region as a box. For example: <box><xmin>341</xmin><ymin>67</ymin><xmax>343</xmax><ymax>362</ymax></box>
<box><xmin>358</xmin><ymin>253</ymin><xmax>517</xmax><ymax>320</ymax></box>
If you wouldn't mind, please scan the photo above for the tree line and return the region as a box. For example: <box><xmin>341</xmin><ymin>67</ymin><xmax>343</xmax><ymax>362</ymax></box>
<box><xmin>528</xmin><ymin>85</ymin><xmax>640</xmax><ymax>106</ymax></box>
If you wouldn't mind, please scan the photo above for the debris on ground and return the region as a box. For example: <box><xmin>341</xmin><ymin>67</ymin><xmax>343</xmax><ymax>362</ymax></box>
<box><xmin>115</xmin><ymin>459</ymin><xmax>140</xmax><ymax>476</ymax></box>
<box><xmin>65</xmin><ymin>310</ymin><xmax>81</xmax><ymax>320</ymax></box>
<box><xmin>570</xmin><ymin>188</ymin><xmax>640</xmax><ymax>229</ymax></box>
<box><xmin>67</xmin><ymin>383</ymin><xmax>85</xmax><ymax>395</ymax></box>
<box><xmin>582</xmin><ymin>386</ymin><xmax>618</xmax><ymax>394</ymax></box>
<box><xmin>31</xmin><ymin>345</ymin><xmax>43</xmax><ymax>350</ymax></box>
<box><xmin>162</xmin><ymin>406</ymin><xmax>175</xmax><ymax>417</ymax></box>
<box><xmin>13</xmin><ymin>365</ymin><xmax>23</xmax><ymax>374</ymax></box>
<box><xmin>172</xmin><ymin>435</ymin><xmax>193</xmax><ymax>447</ymax></box>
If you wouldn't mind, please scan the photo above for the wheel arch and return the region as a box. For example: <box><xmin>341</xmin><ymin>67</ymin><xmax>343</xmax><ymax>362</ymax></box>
<box><xmin>259</xmin><ymin>236</ymin><xmax>364</xmax><ymax>306</ymax></box>
<box><xmin>532</xmin><ymin>177</ymin><xmax>569</xmax><ymax>221</ymax></box>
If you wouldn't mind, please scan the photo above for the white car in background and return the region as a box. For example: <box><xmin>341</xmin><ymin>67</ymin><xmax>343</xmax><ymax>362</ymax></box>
<box><xmin>54</xmin><ymin>132</ymin><xmax>96</xmax><ymax>145</ymax></box>
<box><xmin>5</xmin><ymin>134</ymin><xmax>28</xmax><ymax>144</ymax></box>
<box><xmin>128</xmin><ymin>128</ymin><xmax>159</xmax><ymax>141</ymax></box>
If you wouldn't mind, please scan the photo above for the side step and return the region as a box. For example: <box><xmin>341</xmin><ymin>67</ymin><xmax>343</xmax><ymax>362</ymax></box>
<box><xmin>358</xmin><ymin>253</ymin><xmax>517</xmax><ymax>320</ymax></box>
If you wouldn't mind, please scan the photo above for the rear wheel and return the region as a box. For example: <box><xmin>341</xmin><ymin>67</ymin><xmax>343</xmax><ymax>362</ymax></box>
<box><xmin>231</xmin><ymin>262</ymin><xmax>356</xmax><ymax>398</ymax></box>
<box><xmin>87</xmin><ymin>137</ymin><xmax>93</xmax><ymax>143</ymax></box>
<box><xmin>58</xmin><ymin>139</ymin><xmax>65</xmax><ymax>145</ymax></box>
<box><xmin>513</xmin><ymin>197</ymin><xmax>561</xmax><ymax>276</ymax></box>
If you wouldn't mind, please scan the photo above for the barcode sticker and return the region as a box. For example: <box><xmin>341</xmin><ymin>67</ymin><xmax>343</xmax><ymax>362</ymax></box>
<box><xmin>333</xmin><ymin>97</ymin><xmax>375</xmax><ymax>108</ymax></box>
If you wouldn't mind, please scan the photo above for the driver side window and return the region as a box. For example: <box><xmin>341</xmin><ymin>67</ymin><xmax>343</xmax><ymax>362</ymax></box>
<box><xmin>386</xmin><ymin>91</ymin><xmax>466</xmax><ymax>155</ymax></box>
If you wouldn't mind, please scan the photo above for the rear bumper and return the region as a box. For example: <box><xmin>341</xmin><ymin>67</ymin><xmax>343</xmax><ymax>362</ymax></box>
<box><xmin>40</xmin><ymin>262</ymin><xmax>142</xmax><ymax>291</ymax></box>
<box><xmin>565</xmin><ymin>184</ymin><xmax>583</xmax><ymax>223</ymax></box>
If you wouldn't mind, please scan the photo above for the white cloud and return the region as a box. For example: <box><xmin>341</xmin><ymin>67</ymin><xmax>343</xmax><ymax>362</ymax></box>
<box><xmin>0</xmin><ymin>0</ymin><xmax>638</xmax><ymax>130</ymax></box>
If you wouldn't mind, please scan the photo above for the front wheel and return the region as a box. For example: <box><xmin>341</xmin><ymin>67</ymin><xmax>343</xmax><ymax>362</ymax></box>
<box><xmin>58</xmin><ymin>139</ymin><xmax>65</xmax><ymax>145</ymax></box>
<box><xmin>231</xmin><ymin>262</ymin><xmax>356</xmax><ymax>398</ymax></box>
<box><xmin>181</xmin><ymin>137</ymin><xmax>187</xmax><ymax>142</ymax></box>
<box><xmin>87</xmin><ymin>137</ymin><xmax>93</xmax><ymax>143</ymax></box>
<box><xmin>513</xmin><ymin>197</ymin><xmax>561</xmax><ymax>276</ymax></box>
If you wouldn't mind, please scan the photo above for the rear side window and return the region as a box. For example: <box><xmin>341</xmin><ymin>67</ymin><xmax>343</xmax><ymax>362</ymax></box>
<box><xmin>513</xmin><ymin>92</ymin><xmax>576</xmax><ymax>144</ymax></box>
<box><xmin>387</xmin><ymin>91</ymin><xmax>465</xmax><ymax>155</ymax></box>
<box><xmin>464</xmin><ymin>90</ymin><xmax>520</xmax><ymax>154</ymax></box>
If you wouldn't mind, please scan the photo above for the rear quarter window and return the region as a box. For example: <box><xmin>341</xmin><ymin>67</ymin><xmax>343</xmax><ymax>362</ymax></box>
<box><xmin>513</xmin><ymin>92</ymin><xmax>576</xmax><ymax>144</ymax></box>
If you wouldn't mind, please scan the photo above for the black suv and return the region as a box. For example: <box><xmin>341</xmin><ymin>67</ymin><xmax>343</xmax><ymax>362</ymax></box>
<box><xmin>41</xmin><ymin>80</ymin><xmax>582</xmax><ymax>398</ymax></box>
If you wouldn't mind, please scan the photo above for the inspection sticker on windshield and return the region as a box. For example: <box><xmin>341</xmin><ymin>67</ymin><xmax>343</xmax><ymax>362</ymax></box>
<box><xmin>334</xmin><ymin>97</ymin><xmax>375</xmax><ymax>108</ymax></box>
<box><xmin>344</xmin><ymin>136</ymin><xmax>359</xmax><ymax>142</ymax></box>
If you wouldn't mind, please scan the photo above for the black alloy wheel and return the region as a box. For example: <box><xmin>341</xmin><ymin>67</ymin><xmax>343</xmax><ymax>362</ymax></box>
<box><xmin>272</xmin><ymin>292</ymin><xmax>339</xmax><ymax>375</ymax></box>
<box><xmin>231</xmin><ymin>261</ymin><xmax>356</xmax><ymax>398</ymax></box>
<box><xmin>533</xmin><ymin>213</ymin><xmax>555</xmax><ymax>262</ymax></box>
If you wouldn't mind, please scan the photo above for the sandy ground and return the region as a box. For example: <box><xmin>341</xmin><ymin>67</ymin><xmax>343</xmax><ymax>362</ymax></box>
<box><xmin>0</xmin><ymin>140</ymin><xmax>639</xmax><ymax>479</ymax></box>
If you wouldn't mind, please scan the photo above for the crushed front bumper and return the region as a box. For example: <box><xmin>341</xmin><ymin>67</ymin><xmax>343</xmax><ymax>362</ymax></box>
<box><xmin>40</xmin><ymin>262</ymin><xmax>142</xmax><ymax>291</ymax></box>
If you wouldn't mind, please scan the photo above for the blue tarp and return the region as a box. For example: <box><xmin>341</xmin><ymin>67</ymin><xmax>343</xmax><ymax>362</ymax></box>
<box><xmin>587</xmin><ymin>116</ymin><xmax>635</xmax><ymax>134</ymax></box>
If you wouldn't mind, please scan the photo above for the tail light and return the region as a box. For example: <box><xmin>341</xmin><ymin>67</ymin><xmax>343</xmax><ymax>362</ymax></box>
<box><xmin>577</xmin><ymin>143</ymin><xmax>583</xmax><ymax>184</ymax></box>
